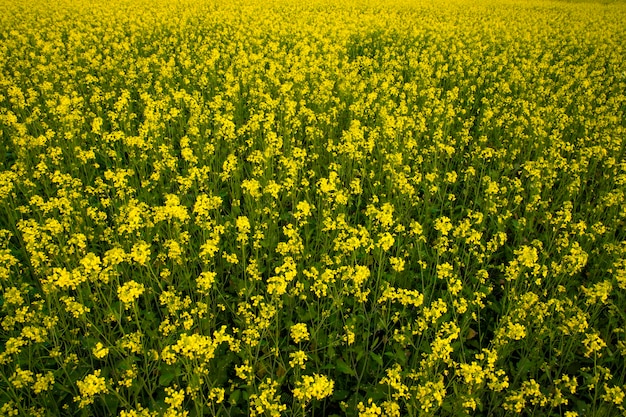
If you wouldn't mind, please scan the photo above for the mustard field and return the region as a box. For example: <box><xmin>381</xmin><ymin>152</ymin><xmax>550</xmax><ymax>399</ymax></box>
<box><xmin>1</xmin><ymin>0</ymin><xmax>625</xmax><ymax>415</ymax></box>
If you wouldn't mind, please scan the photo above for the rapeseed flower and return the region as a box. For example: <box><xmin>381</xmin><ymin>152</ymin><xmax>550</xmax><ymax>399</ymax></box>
<box><xmin>290</xmin><ymin>323</ymin><xmax>310</xmax><ymax>344</ymax></box>
<box><xmin>289</xmin><ymin>350</ymin><xmax>308</xmax><ymax>369</ymax></box>
<box><xmin>1</xmin><ymin>0</ymin><xmax>625</xmax><ymax>415</ymax></box>
<box><xmin>75</xmin><ymin>370</ymin><xmax>107</xmax><ymax>408</ymax></box>
<box><xmin>118</xmin><ymin>280</ymin><xmax>145</xmax><ymax>308</ymax></box>
<box><xmin>293</xmin><ymin>374</ymin><xmax>334</xmax><ymax>403</ymax></box>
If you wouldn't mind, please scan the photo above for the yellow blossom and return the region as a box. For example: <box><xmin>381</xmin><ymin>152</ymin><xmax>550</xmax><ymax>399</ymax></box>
<box><xmin>293</xmin><ymin>374</ymin><xmax>334</xmax><ymax>403</ymax></box>
<box><xmin>290</xmin><ymin>323</ymin><xmax>310</xmax><ymax>344</ymax></box>
<box><xmin>117</xmin><ymin>280</ymin><xmax>145</xmax><ymax>308</ymax></box>
<box><xmin>74</xmin><ymin>370</ymin><xmax>107</xmax><ymax>408</ymax></box>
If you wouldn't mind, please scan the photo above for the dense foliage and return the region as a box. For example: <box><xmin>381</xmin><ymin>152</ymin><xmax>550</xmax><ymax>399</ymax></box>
<box><xmin>1</xmin><ymin>0</ymin><xmax>625</xmax><ymax>415</ymax></box>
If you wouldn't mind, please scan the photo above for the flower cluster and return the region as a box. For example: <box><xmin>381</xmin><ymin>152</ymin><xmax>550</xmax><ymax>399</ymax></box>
<box><xmin>1</xmin><ymin>0</ymin><xmax>625</xmax><ymax>415</ymax></box>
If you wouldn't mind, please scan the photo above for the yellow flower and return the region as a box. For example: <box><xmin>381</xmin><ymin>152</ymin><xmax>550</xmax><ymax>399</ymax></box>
<box><xmin>581</xmin><ymin>280</ymin><xmax>612</xmax><ymax>305</ymax></box>
<box><xmin>601</xmin><ymin>385</ymin><xmax>625</xmax><ymax>405</ymax></box>
<box><xmin>118</xmin><ymin>280</ymin><xmax>145</xmax><ymax>308</ymax></box>
<box><xmin>389</xmin><ymin>257</ymin><xmax>405</xmax><ymax>272</ymax></box>
<box><xmin>343</xmin><ymin>324</ymin><xmax>356</xmax><ymax>346</ymax></box>
<box><xmin>414</xmin><ymin>378</ymin><xmax>446</xmax><ymax>412</ymax></box>
<box><xmin>118</xmin><ymin>331</ymin><xmax>143</xmax><ymax>354</ymax></box>
<box><xmin>293</xmin><ymin>374</ymin><xmax>334</xmax><ymax>403</ymax></box>
<box><xmin>242</xmin><ymin>179</ymin><xmax>262</xmax><ymax>198</ymax></box>
<box><xmin>75</xmin><ymin>370</ymin><xmax>107</xmax><ymax>408</ymax></box>
<box><xmin>153</xmin><ymin>194</ymin><xmax>189</xmax><ymax>223</ymax></box>
<box><xmin>196</xmin><ymin>271</ymin><xmax>217</xmax><ymax>295</ymax></box>
<box><xmin>3</xmin><ymin>287</ymin><xmax>24</xmax><ymax>306</ymax></box>
<box><xmin>235</xmin><ymin>361</ymin><xmax>253</xmax><ymax>381</ymax></box>
<box><xmin>462</xmin><ymin>397</ymin><xmax>478</xmax><ymax>411</ymax></box>
<box><xmin>236</xmin><ymin>216</ymin><xmax>251</xmax><ymax>242</ymax></box>
<box><xmin>379</xmin><ymin>364</ymin><xmax>409</xmax><ymax>400</ymax></box>
<box><xmin>445</xmin><ymin>171</ymin><xmax>458</xmax><ymax>183</ymax></box>
<box><xmin>209</xmin><ymin>387</ymin><xmax>225</xmax><ymax>404</ymax></box>
<box><xmin>458</xmin><ymin>362</ymin><xmax>485</xmax><ymax>385</ymax></box>
<box><xmin>130</xmin><ymin>241</ymin><xmax>151</xmax><ymax>266</ymax></box>
<box><xmin>582</xmin><ymin>332</ymin><xmax>606</xmax><ymax>357</ymax></box>
<box><xmin>515</xmin><ymin>245</ymin><xmax>539</xmax><ymax>269</ymax></box>
<box><xmin>290</xmin><ymin>323</ymin><xmax>310</xmax><ymax>344</ymax></box>
<box><xmin>193</xmin><ymin>193</ymin><xmax>222</xmax><ymax>221</ymax></box>
<box><xmin>164</xmin><ymin>386</ymin><xmax>185</xmax><ymax>409</ymax></box>
<box><xmin>289</xmin><ymin>350</ymin><xmax>308</xmax><ymax>369</ymax></box>
<box><xmin>294</xmin><ymin>200</ymin><xmax>313</xmax><ymax>222</ymax></box>
<box><xmin>382</xmin><ymin>401</ymin><xmax>401</xmax><ymax>417</ymax></box>
<box><xmin>117</xmin><ymin>366</ymin><xmax>138</xmax><ymax>388</ymax></box>
<box><xmin>357</xmin><ymin>399</ymin><xmax>382</xmax><ymax>416</ymax></box>
<box><xmin>437</xmin><ymin>262</ymin><xmax>454</xmax><ymax>279</ymax></box>
<box><xmin>45</xmin><ymin>267</ymin><xmax>85</xmax><ymax>292</ymax></box>
<box><xmin>32</xmin><ymin>372</ymin><xmax>55</xmax><ymax>394</ymax></box>
<box><xmin>434</xmin><ymin>216</ymin><xmax>453</xmax><ymax>236</ymax></box>
<box><xmin>249</xmin><ymin>378</ymin><xmax>286</xmax><ymax>417</ymax></box>
<box><xmin>60</xmin><ymin>296</ymin><xmax>91</xmax><ymax>318</ymax></box>
<box><xmin>103</xmin><ymin>247</ymin><xmax>127</xmax><ymax>266</ymax></box>
<box><xmin>10</xmin><ymin>366</ymin><xmax>34</xmax><ymax>389</ymax></box>
<box><xmin>505</xmin><ymin>322</ymin><xmax>527</xmax><ymax>341</ymax></box>
<box><xmin>222</xmin><ymin>252</ymin><xmax>239</xmax><ymax>264</ymax></box>
<box><xmin>92</xmin><ymin>342</ymin><xmax>110</xmax><ymax>359</ymax></box>
<box><xmin>377</xmin><ymin>232</ymin><xmax>395</xmax><ymax>251</ymax></box>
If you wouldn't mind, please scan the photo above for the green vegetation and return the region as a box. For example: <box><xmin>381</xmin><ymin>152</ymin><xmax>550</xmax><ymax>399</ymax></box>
<box><xmin>1</xmin><ymin>0</ymin><xmax>625</xmax><ymax>415</ymax></box>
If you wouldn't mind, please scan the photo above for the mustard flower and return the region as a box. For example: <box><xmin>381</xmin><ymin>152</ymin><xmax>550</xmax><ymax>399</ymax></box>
<box><xmin>290</xmin><ymin>323</ymin><xmax>310</xmax><ymax>344</ymax></box>
<box><xmin>289</xmin><ymin>350</ymin><xmax>308</xmax><ymax>369</ymax></box>
<box><xmin>117</xmin><ymin>280</ymin><xmax>145</xmax><ymax>308</ymax></box>
<box><xmin>92</xmin><ymin>342</ymin><xmax>110</xmax><ymax>359</ymax></box>
<box><xmin>293</xmin><ymin>374</ymin><xmax>334</xmax><ymax>403</ymax></box>
<box><xmin>74</xmin><ymin>370</ymin><xmax>108</xmax><ymax>408</ymax></box>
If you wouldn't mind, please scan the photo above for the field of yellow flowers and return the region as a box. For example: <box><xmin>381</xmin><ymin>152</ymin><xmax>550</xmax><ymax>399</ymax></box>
<box><xmin>1</xmin><ymin>0</ymin><xmax>625</xmax><ymax>415</ymax></box>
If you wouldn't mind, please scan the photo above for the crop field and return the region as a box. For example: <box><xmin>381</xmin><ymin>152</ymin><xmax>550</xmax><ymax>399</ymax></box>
<box><xmin>1</xmin><ymin>0</ymin><xmax>625</xmax><ymax>415</ymax></box>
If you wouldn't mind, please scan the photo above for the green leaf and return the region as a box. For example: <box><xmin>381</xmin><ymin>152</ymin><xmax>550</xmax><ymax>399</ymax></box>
<box><xmin>327</xmin><ymin>346</ymin><xmax>336</xmax><ymax>360</ymax></box>
<box><xmin>230</xmin><ymin>389</ymin><xmax>241</xmax><ymax>406</ymax></box>
<box><xmin>158</xmin><ymin>364</ymin><xmax>180</xmax><ymax>386</ymax></box>
<box><xmin>516</xmin><ymin>357</ymin><xmax>533</xmax><ymax>375</ymax></box>
<box><xmin>369</xmin><ymin>352</ymin><xmax>383</xmax><ymax>367</ymax></box>
<box><xmin>332</xmin><ymin>390</ymin><xmax>350</xmax><ymax>401</ymax></box>
<box><xmin>356</xmin><ymin>346</ymin><xmax>365</xmax><ymax>362</ymax></box>
<box><xmin>365</xmin><ymin>384</ymin><xmax>387</xmax><ymax>402</ymax></box>
<box><xmin>103</xmin><ymin>394</ymin><xmax>120</xmax><ymax>413</ymax></box>
<box><xmin>336</xmin><ymin>358</ymin><xmax>356</xmax><ymax>376</ymax></box>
